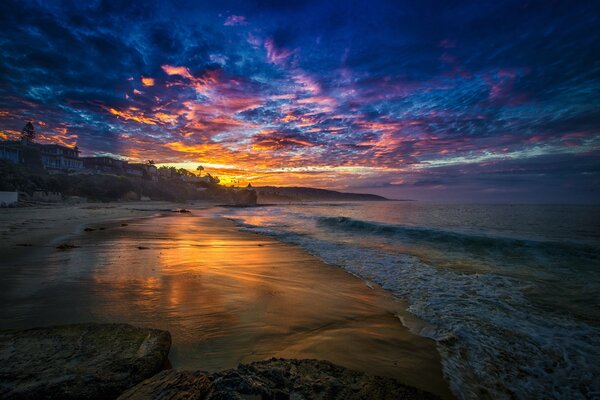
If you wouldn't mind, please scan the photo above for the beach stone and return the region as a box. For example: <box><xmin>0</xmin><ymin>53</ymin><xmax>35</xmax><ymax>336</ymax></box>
<box><xmin>119</xmin><ymin>358</ymin><xmax>439</xmax><ymax>400</ymax></box>
<box><xmin>0</xmin><ymin>323</ymin><xmax>171</xmax><ymax>400</ymax></box>
<box><xmin>118</xmin><ymin>370</ymin><xmax>212</xmax><ymax>400</ymax></box>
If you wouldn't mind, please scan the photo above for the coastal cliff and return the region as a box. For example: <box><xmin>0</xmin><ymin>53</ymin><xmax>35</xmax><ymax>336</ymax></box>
<box><xmin>255</xmin><ymin>186</ymin><xmax>389</xmax><ymax>202</ymax></box>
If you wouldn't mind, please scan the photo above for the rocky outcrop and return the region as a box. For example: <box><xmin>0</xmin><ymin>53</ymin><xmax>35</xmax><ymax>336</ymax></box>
<box><xmin>219</xmin><ymin>188</ymin><xmax>257</xmax><ymax>206</ymax></box>
<box><xmin>233</xmin><ymin>188</ymin><xmax>257</xmax><ymax>206</ymax></box>
<box><xmin>0</xmin><ymin>324</ymin><xmax>438</xmax><ymax>399</ymax></box>
<box><xmin>0</xmin><ymin>323</ymin><xmax>171</xmax><ymax>400</ymax></box>
<box><xmin>118</xmin><ymin>370</ymin><xmax>212</xmax><ymax>400</ymax></box>
<box><xmin>119</xmin><ymin>358</ymin><xmax>439</xmax><ymax>400</ymax></box>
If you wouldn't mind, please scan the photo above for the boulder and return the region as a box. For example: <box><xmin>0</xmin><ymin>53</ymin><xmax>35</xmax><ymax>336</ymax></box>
<box><xmin>118</xmin><ymin>358</ymin><xmax>439</xmax><ymax>400</ymax></box>
<box><xmin>118</xmin><ymin>370</ymin><xmax>212</xmax><ymax>400</ymax></box>
<box><xmin>0</xmin><ymin>323</ymin><xmax>171</xmax><ymax>400</ymax></box>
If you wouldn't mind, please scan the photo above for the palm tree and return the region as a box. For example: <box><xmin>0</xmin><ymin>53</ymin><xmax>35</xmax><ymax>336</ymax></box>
<box><xmin>196</xmin><ymin>165</ymin><xmax>204</xmax><ymax>177</ymax></box>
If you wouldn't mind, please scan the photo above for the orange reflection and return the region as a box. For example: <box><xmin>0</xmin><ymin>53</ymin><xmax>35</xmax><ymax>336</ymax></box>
<box><xmin>80</xmin><ymin>214</ymin><xmax>449</xmax><ymax>396</ymax></box>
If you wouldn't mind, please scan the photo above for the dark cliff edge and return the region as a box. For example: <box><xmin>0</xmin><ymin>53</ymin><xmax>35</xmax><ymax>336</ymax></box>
<box><xmin>255</xmin><ymin>186</ymin><xmax>389</xmax><ymax>202</ymax></box>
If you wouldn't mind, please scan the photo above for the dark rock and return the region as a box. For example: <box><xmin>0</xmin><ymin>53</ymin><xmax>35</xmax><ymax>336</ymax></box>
<box><xmin>84</xmin><ymin>228</ymin><xmax>96</xmax><ymax>232</ymax></box>
<box><xmin>0</xmin><ymin>323</ymin><xmax>171</xmax><ymax>400</ymax></box>
<box><xmin>56</xmin><ymin>243</ymin><xmax>80</xmax><ymax>250</ymax></box>
<box><xmin>216</xmin><ymin>188</ymin><xmax>258</xmax><ymax>206</ymax></box>
<box><xmin>210</xmin><ymin>359</ymin><xmax>439</xmax><ymax>400</ymax></box>
<box><xmin>233</xmin><ymin>189</ymin><xmax>257</xmax><ymax>206</ymax></box>
<box><xmin>118</xmin><ymin>370</ymin><xmax>212</xmax><ymax>400</ymax></box>
<box><xmin>118</xmin><ymin>359</ymin><xmax>439</xmax><ymax>400</ymax></box>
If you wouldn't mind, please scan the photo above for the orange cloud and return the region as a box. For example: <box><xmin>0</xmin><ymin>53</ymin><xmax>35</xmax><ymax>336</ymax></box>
<box><xmin>154</xmin><ymin>112</ymin><xmax>179</xmax><ymax>124</ymax></box>
<box><xmin>108</xmin><ymin>107</ymin><xmax>157</xmax><ymax>125</ymax></box>
<box><xmin>162</xmin><ymin>65</ymin><xmax>194</xmax><ymax>80</ymax></box>
<box><xmin>141</xmin><ymin>77</ymin><xmax>155</xmax><ymax>86</ymax></box>
<box><xmin>0</xmin><ymin>130</ymin><xmax>19</xmax><ymax>140</ymax></box>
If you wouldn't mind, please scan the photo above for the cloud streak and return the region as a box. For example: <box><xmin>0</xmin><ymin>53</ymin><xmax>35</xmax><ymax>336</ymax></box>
<box><xmin>0</xmin><ymin>0</ymin><xmax>598</xmax><ymax>201</ymax></box>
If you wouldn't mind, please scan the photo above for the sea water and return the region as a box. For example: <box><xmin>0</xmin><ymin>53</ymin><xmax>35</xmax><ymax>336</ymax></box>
<box><xmin>216</xmin><ymin>202</ymin><xmax>600</xmax><ymax>399</ymax></box>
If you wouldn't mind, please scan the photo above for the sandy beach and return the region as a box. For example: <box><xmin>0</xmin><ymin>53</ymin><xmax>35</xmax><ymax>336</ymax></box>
<box><xmin>0</xmin><ymin>203</ymin><xmax>453</xmax><ymax>399</ymax></box>
<box><xmin>0</xmin><ymin>202</ymin><xmax>194</xmax><ymax>261</ymax></box>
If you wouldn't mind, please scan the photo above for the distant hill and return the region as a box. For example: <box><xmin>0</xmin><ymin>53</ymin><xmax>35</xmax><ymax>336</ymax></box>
<box><xmin>254</xmin><ymin>186</ymin><xmax>388</xmax><ymax>202</ymax></box>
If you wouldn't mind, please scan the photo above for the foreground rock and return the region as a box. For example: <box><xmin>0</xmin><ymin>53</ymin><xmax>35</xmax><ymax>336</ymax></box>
<box><xmin>118</xmin><ymin>358</ymin><xmax>439</xmax><ymax>400</ymax></box>
<box><xmin>0</xmin><ymin>323</ymin><xmax>171</xmax><ymax>400</ymax></box>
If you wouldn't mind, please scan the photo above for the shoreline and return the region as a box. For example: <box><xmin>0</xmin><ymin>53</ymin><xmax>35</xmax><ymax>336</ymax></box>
<box><xmin>0</xmin><ymin>201</ymin><xmax>203</xmax><ymax>260</ymax></box>
<box><xmin>0</xmin><ymin>202</ymin><xmax>453</xmax><ymax>399</ymax></box>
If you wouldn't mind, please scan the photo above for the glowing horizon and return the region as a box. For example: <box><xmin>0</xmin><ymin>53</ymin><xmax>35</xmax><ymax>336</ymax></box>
<box><xmin>0</xmin><ymin>1</ymin><xmax>598</xmax><ymax>202</ymax></box>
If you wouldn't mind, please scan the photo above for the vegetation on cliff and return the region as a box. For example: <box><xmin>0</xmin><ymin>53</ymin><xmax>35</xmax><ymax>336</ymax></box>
<box><xmin>0</xmin><ymin>160</ymin><xmax>256</xmax><ymax>204</ymax></box>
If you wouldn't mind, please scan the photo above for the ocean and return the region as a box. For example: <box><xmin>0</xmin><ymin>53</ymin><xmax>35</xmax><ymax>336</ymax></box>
<box><xmin>216</xmin><ymin>202</ymin><xmax>600</xmax><ymax>399</ymax></box>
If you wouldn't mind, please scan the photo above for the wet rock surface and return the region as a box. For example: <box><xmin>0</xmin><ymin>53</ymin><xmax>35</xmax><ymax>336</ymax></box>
<box><xmin>55</xmin><ymin>243</ymin><xmax>80</xmax><ymax>250</ymax></box>
<box><xmin>118</xmin><ymin>370</ymin><xmax>212</xmax><ymax>400</ymax></box>
<box><xmin>0</xmin><ymin>323</ymin><xmax>438</xmax><ymax>399</ymax></box>
<box><xmin>119</xmin><ymin>358</ymin><xmax>439</xmax><ymax>400</ymax></box>
<box><xmin>0</xmin><ymin>323</ymin><xmax>171</xmax><ymax>400</ymax></box>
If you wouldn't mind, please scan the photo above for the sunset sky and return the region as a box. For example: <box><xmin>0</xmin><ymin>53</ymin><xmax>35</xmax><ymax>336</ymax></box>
<box><xmin>0</xmin><ymin>0</ymin><xmax>598</xmax><ymax>202</ymax></box>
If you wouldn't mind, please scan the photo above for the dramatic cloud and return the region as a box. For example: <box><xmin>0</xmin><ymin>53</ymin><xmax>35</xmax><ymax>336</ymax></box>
<box><xmin>0</xmin><ymin>0</ymin><xmax>598</xmax><ymax>201</ymax></box>
<box><xmin>224</xmin><ymin>15</ymin><xmax>247</xmax><ymax>26</ymax></box>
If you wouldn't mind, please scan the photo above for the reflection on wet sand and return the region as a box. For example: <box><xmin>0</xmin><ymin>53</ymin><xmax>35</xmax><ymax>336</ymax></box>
<box><xmin>0</xmin><ymin>212</ymin><xmax>452</xmax><ymax>399</ymax></box>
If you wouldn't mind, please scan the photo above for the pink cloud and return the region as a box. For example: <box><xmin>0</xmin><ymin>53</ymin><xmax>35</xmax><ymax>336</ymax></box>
<box><xmin>292</xmin><ymin>72</ymin><xmax>321</xmax><ymax>94</ymax></box>
<box><xmin>264</xmin><ymin>38</ymin><xmax>295</xmax><ymax>65</ymax></box>
<box><xmin>246</xmin><ymin>33</ymin><xmax>262</xmax><ymax>47</ymax></box>
<box><xmin>224</xmin><ymin>15</ymin><xmax>247</xmax><ymax>26</ymax></box>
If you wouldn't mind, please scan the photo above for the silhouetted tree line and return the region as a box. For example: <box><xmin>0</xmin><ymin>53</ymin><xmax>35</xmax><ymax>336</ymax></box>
<box><xmin>0</xmin><ymin>160</ymin><xmax>255</xmax><ymax>204</ymax></box>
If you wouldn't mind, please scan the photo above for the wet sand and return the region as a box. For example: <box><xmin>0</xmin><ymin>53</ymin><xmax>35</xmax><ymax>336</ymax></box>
<box><xmin>0</xmin><ymin>204</ymin><xmax>453</xmax><ymax>399</ymax></box>
<box><xmin>0</xmin><ymin>201</ymin><xmax>191</xmax><ymax>261</ymax></box>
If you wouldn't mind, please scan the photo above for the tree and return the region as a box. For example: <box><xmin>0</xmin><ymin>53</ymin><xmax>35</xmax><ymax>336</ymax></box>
<box><xmin>21</xmin><ymin>122</ymin><xmax>35</xmax><ymax>143</ymax></box>
<box><xmin>177</xmin><ymin>168</ymin><xmax>193</xmax><ymax>177</ymax></box>
<box><xmin>196</xmin><ymin>165</ymin><xmax>204</xmax><ymax>176</ymax></box>
<box><xmin>147</xmin><ymin>160</ymin><xmax>155</xmax><ymax>165</ymax></box>
<box><xmin>206</xmin><ymin>173</ymin><xmax>220</xmax><ymax>185</ymax></box>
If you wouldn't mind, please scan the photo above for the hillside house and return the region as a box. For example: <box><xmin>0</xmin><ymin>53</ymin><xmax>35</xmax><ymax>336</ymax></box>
<box><xmin>0</xmin><ymin>140</ymin><xmax>83</xmax><ymax>171</ymax></box>
<box><xmin>82</xmin><ymin>156</ymin><xmax>128</xmax><ymax>175</ymax></box>
<box><xmin>39</xmin><ymin>144</ymin><xmax>83</xmax><ymax>171</ymax></box>
<box><xmin>127</xmin><ymin>163</ymin><xmax>158</xmax><ymax>180</ymax></box>
<box><xmin>0</xmin><ymin>143</ymin><xmax>21</xmax><ymax>164</ymax></box>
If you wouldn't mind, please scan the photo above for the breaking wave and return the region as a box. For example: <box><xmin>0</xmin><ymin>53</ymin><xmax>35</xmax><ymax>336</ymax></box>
<box><xmin>316</xmin><ymin>216</ymin><xmax>600</xmax><ymax>262</ymax></box>
<box><xmin>219</xmin><ymin>207</ymin><xmax>600</xmax><ymax>399</ymax></box>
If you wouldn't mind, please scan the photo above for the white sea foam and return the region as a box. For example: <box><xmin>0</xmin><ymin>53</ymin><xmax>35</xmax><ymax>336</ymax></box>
<box><xmin>218</xmin><ymin>206</ymin><xmax>600</xmax><ymax>399</ymax></box>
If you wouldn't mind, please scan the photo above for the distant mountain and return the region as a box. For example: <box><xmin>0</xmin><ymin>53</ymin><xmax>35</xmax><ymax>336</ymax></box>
<box><xmin>254</xmin><ymin>186</ymin><xmax>388</xmax><ymax>202</ymax></box>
